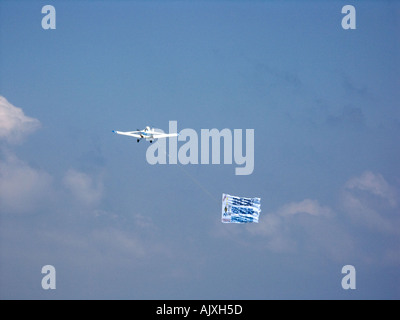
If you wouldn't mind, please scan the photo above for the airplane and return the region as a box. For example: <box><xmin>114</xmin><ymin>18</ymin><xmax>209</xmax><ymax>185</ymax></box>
<box><xmin>112</xmin><ymin>126</ymin><xmax>179</xmax><ymax>143</ymax></box>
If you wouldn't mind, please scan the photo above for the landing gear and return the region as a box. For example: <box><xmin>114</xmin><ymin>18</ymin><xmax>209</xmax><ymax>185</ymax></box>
<box><xmin>137</xmin><ymin>139</ymin><xmax>139</xmax><ymax>143</ymax></box>
<box><xmin>150</xmin><ymin>140</ymin><xmax>153</xmax><ymax>143</ymax></box>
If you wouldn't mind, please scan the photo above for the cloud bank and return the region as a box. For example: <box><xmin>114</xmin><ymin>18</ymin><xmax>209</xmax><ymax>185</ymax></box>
<box><xmin>342</xmin><ymin>171</ymin><xmax>399</xmax><ymax>234</ymax></box>
<box><xmin>241</xmin><ymin>171</ymin><xmax>400</xmax><ymax>264</ymax></box>
<box><xmin>63</xmin><ymin>169</ymin><xmax>104</xmax><ymax>207</ymax></box>
<box><xmin>0</xmin><ymin>152</ymin><xmax>53</xmax><ymax>214</ymax></box>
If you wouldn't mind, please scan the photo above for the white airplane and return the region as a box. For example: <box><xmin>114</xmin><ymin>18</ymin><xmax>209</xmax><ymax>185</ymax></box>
<box><xmin>112</xmin><ymin>126</ymin><xmax>179</xmax><ymax>143</ymax></box>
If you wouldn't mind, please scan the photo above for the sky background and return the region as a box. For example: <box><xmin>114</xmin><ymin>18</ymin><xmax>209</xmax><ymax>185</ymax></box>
<box><xmin>0</xmin><ymin>0</ymin><xmax>399</xmax><ymax>299</ymax></box>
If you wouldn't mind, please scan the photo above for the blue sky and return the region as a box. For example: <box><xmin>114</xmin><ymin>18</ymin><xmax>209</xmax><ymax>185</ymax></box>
<box><xmin>0</xmin><ymin>0</ymin><xmax>399</xmax><ymax>299</ymax></box>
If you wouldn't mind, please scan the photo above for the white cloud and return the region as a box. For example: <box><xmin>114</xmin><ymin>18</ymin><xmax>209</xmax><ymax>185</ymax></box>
<box><xmin>63</xmin><ymin>169</ymin><xmax>103</xmax><ymax>207</ymax></box>
<box><xmin>345</xmin><ymin>171</ymin><xmax>397</xmax><ymax>207</ymax></box>
<box><xmin>247</xmin><ymin>199</ymin><xmax>335</xmax><ymax>254</ymax></box>
<box><xmin>278</xmin><ymin>198</ymin><xmax>333</xmax><ymax>217</ymax></box>
<box><xmin>339</xmin><ymin>171</ymin><xmax>400</xmax><ymax>266</ymax></box>
<box><xmin>133</xmin><ymin>213</ymin><xmax>157</xmax><ymax>230</ymax></box>
<box><xmin>247</xmin><ymin>213</ymin><xmax>295</xmax><ymax>252</ymax></box>
<box><xmin>342</xmin><ymin>171</ymin><xmax>399</xmax><ymax>234</ymax></box>
<box><xmin>91</xmin><ymin>228</ymin><xmax>146</xmax><ymax>257</ymax></box>
<box><xmin>0</xmin><ymin>153</ymin><xmax>53</xmax><ymax>214</ymax></box>
<box><xmin>242</xmin><ymin>170</ymin><xmax>400</xmax><ymax>265</ymax></box>
<box><xmin>0</xmin><ymin>96</ymin><xmax>41</xmax><ymax>143</ymax></box>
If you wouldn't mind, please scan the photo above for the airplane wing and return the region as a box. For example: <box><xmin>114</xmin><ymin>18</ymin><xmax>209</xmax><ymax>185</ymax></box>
<box><xmin>151</xmin><ymin>133</ymin><xmax>179</xmax><ymax>139</ymax></box>
<box><xmin>112</xmin><ymin>130</ymin><xmax>142</xmax><ymax>138</ymax></box>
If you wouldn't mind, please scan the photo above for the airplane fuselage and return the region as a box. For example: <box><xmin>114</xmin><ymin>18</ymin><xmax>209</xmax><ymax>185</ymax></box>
<box><xmin>113</xmin><ymin>126</ymin><xmax>178</xmax><ymax>144</ymax></box>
